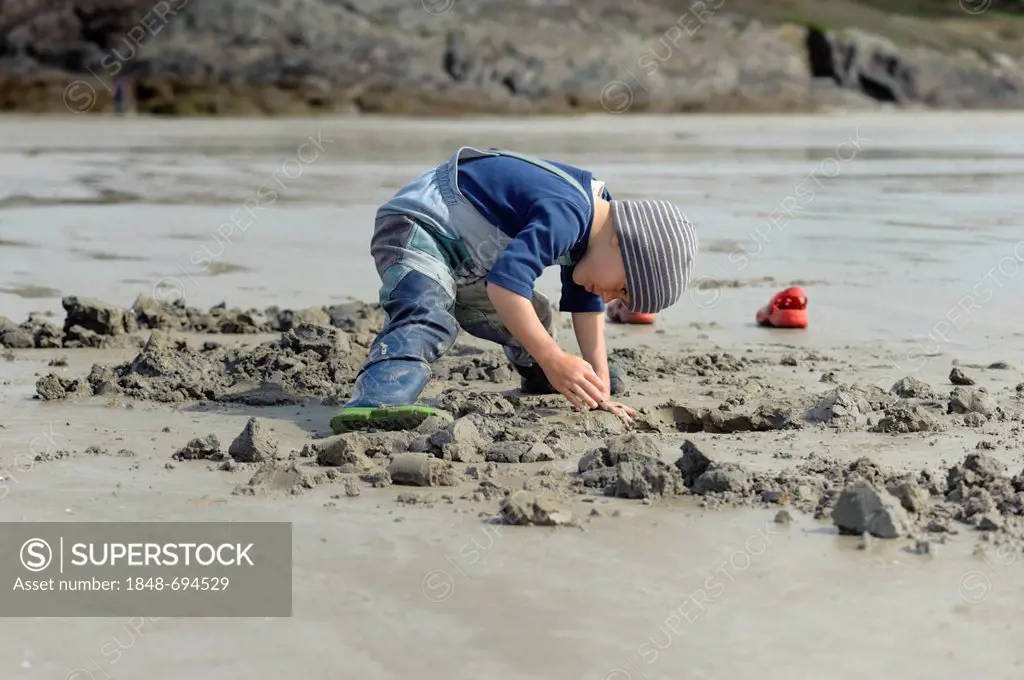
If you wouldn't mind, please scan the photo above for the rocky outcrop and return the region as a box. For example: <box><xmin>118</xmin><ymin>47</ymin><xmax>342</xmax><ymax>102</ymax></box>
<box><xmin>1</xmin><ymin>0</ymin><xmax>1022</xmax><ymax>115</ymax></box>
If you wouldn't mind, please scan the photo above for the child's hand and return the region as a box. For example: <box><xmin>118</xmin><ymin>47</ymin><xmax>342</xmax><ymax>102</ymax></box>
<box><xmin>597</xmin><ymin>401</ymin><xmax>636</xmax><ymax>426</ymax></box>
<box><xmin>540</xmin><ymin>351</ymin><xmax>607</xmax><ymax>410</ymax></box>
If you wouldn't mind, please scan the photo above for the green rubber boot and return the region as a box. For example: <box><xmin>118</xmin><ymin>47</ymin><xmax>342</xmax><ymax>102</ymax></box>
<box><xmin>330</xmin><ymin>405</ymin><xmax>443</xmax><ymax>434</ymax></box>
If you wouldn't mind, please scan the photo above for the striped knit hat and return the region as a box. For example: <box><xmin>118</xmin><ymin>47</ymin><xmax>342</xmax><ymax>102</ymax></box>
<box><xmin>610</xmin><ymin>200</ymin><xmax>698</xmax><ymax>314</ymax></box>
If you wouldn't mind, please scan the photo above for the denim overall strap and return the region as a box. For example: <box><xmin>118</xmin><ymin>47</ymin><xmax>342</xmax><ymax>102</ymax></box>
<box><xmin>435</xmin><ymin>146</ymin><xmax>593</xmax><ymax>282</ymax></box>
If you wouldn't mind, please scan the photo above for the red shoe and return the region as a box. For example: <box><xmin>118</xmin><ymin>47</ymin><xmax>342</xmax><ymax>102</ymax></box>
<box><xmin>606</xmin><ymin>299</ymin><xmax>656</xmax><ymax>324</ymax></box>
<box><xmin>756</xmin><ymin>287</ymin><xmax>808</xmax><ymax>328</ymax></box>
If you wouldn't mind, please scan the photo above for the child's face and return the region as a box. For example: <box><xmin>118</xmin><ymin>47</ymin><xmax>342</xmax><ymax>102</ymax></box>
<box><xmin>574</xmin><ymin>235</ymin><xmax>629</xmax><ymax>305</ymax></box>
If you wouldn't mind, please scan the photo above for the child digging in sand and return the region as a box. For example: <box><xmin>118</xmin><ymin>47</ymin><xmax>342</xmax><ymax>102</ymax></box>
<box><xmin>331</xmin><ymin>146</ymin><xmax>698</xmax><ymax>434</ymax></box>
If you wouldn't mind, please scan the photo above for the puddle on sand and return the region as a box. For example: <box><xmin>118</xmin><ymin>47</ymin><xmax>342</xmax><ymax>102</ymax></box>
<box><xmin>0</xmin><ymin>188</ymin><xmax>144</xmax><ymax>207</ymax></box>
<box><xmin>203</xmin><ymin>262</ymin><xmax>253</xmax><ymax>276</ymax></box>
<box><xmin>162</xmin><ymin>233</ymin><xmax>208</xmax><ymax>241</ymax></box>
<box><xmin>0</xmin><ymin>284</ymin><xmax>61</xmax><ymax>299</ymax></box>
<box><xmin>0</xmin><ymin>238</ymin><xmax>37</xmax><ymax>248</ymax></box>
<box><xmin>70</xmin><ymin>248</ymin><xmax>149</xmax><ymax>262</ymax></box>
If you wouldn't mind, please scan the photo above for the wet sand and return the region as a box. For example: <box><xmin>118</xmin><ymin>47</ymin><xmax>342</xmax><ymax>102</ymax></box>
<box><xmin>1</xmin><ymin>113</ymin><xmax>1024</xmax><ymax>679</ymax></box>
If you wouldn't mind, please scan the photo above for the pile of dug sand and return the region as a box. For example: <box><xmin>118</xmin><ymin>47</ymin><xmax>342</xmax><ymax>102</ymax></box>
<box><xmin>16</xmin><ymin>293</ymin><xmax>1024</xmax><ymax>550</ymax></box>
<box><xmin>0</xmin><ymin>294</ymin><xmax>385</xmax><ymax>349</ymax></box>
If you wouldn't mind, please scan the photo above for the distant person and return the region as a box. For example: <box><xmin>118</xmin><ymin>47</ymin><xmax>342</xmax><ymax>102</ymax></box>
<box><xmin>330</xmin><ymin>147</ymin><xmax>698</xmax><ymax>434</ymax></box>
<box><xmin>113</xmin><ymin>77</ymin><xmax>125</xmax><ymax>115</ymax></box>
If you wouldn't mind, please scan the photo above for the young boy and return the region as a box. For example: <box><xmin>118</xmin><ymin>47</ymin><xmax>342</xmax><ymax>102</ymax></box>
<box><xmin>331</xmin><ymin>146</ymin><xmax>698</xmax><ymax>434</ymax></box>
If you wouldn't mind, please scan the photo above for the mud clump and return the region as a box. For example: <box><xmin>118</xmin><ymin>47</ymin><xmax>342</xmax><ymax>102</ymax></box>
<box><xmin>428</xmin><ymin>416</ymin><xmax>489</xmax><ymax>462</ymax></box>
<box><xmin>832</xmin><ymin>480</ymin><xmax>912</xmax><ymax>538</ymax></box>
<box><xmin>437</xmin><ymin>390</ymin><xmax>520</xmax><ymax>418</ymax></box>
<box><xmin>312</xmin><ymin>433</ymin><xmax>374</xmax><ymax>470</ymax></box>
<box><xmin>578</xmin><ymin>433</ymin><xmax>686</xmax><ymax>499</ymax></box>
<box><xmin>0</xmin><ymin>314</ymin><xmax>62</xmax><ymax>349</ymax></box>
<box><xmin>271</xmin><ymin>305</ymin><xmax>331</xmax><ymax>332</ymax></box>
<box><xmin>35</xmin><ymin>323</ymin><xmax>363</xmax><ymax>404</ymax></box>
<box><xmin>233</xmin><ymin>462</ymin><xmax>338</xmax><ymax>496</ymax></box>
<box><xmin>172</xmin><ymin>434</ymin><xmax>223</xmax><ymax>461</ymax></box>
<box><xmin>485</xmin><ymin>441</ymin><xmax>556</xmax><ymax>464</ymax></box>
<box><xmin>949</xmin><ymin>367</ymin><xmax>976</xmax><ymax>386</ymax></box>
<box><xmin>947</xmin><ymin>387</ymin><xmax>997</xmax><ymax>418</ymax></box>
<box><xmin>889</xmin><ymin>376</ymin><xmax>938</xmax><ymax>400</ymax></box>
<box><xmin>0</xmin><ymin>316</ymin><xmax>35</xmax><ymax>348</ymax></box>
<box><xmin>35</xmin><ymin>373</ymin><xmax>92</xmax><ymax>400</ymax></box>
<box><xmin>499</xmin><ymin>491</ymin><xmax>572</xmax><ymax>526</ymax></box>
<box><xmin>62</xmin><ymin>295</ymin><xmax>133</xmax><ymax>342</ymax></box>
<box><xmin>887</xmin><ymin>480</ymin><xmax>930</xmax><ymax>515</ymax></box>
<box><xmin>228</xmin><ymin>417</ymin><xmax>279</xmax><ymax>463</ymax></box>
<box><xmin>610</xmin><ymin>349</ymin><xmax>757</xmax><ymax>381</ymax></box>
<box><xmin>806</xmin><ymin>387</ymin><xmax>872</xmax><ymax>428</ymax></box>
<box><xmin>436</xmin><ymin>352</ymin><xmax>514</xmax><ymax>383</ymax></box>
<box><xmin>387</xmin><ymin>453</ymin><xmax>462</xmax><ymax>487</ymax></box>
<box><xmin>675</xmin><ymin>440</ymin><xmax>754</xmax><ymax>497</ymax></box>
<box><xmin>943</xmin><ymin>453</ymin><xmax>1024</xmax><ymax>527</ymax></box>
<box><xmin>326</xmin><ymin>300</ymin><xmax>386</xmax><ymax>342</ymax></box>
<box><xmin>871</xmin><ymin>403</ymin><xmax>942</xmax><ymax>434</ymax></box>
<box><xmin>643</xmin><ymin>401</ymin><xmax>794</xmax><ymax>434</ymax></box>
<box><xmin>675</xmin><ymin>440</ymin><xmax>712</xmax><ymax>485</ymax></box>
<box><xmin>691</xmin><ymin>463</ymin><xmax>753</xmax><ymax>496</ymax></box>
<box><xmin>5</xmin><ymin>295</ymin><xmax>386</xmax><ymax>349</ymax></box>
<box><xmin>307</xmin><ymin>431</ymin><xmax>411</xmax><ymax>466</ymax></box>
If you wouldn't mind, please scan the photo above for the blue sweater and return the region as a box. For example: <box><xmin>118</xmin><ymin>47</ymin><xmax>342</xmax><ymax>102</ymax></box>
<box><xmin>457</xmin><ymin>155</ymin><xmax>608</xmax><ymax>314</ymax></box>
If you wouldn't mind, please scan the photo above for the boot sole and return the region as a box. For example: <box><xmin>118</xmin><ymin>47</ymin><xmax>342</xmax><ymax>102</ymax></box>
<box><xmin>330</xmin><ymin>406</ymin><xmax>442</xmax><ymax>434</ymax></box>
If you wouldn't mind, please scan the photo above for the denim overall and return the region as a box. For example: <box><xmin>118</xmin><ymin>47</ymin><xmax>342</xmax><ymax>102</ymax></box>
<box><xmin>345</xmin><ymin>147</ymin><xmax>601</xmax><ymax>409</ymax></box>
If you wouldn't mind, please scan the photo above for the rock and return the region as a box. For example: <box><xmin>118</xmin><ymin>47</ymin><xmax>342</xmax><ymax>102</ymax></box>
<box><xmin>948</xmin><ymin>387</ymin><xmax>997</xmax><ymax>417</ymax></box>
<box><xmin>228</xmin><ymin>417</ymin><xmax>278</xmax><ymax>463</ymax></box>
<box><xmin>172</xmin><ymin>434</ymin><xmax>223</xmax><ymax>461</ymax></box>
<box><xmin>949</xmin><ymin>367</ymin><xmax>976</xmax><ymax>386</ymax></box>
<box><xmin>3</xmin><ymin>1</ymin><xmax>1024</xmax><ymax>118</ymax></box>
<box><xmin>387</xmin><ymin>452</ymin><xmax>462</xmax><ymax>487</ymax></box>
<box><xmin>499</xmin><ymin>491</ymin><xmax>572</xmax><ymax>526</ymax></box>
<box><xmin>817</xmin><ymin>27</ymin><xmax>1024</xmax><ymax>110</ymax></box>
<box><xmin>988</xmin><ymin>361</ymin><xmax>1013</xmax><ymax>370</ymax></box>
<box><xmin>832</xmin><ymin>480</ymin><xmax>912</xmax><ymax>539</ymax></box>
<box><xmin>774</xmin><ymin>510</ymin><xmax>792</xmax><ymax>524</ymax></box>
